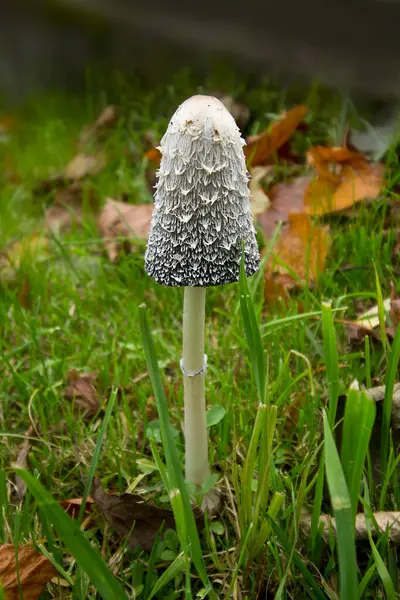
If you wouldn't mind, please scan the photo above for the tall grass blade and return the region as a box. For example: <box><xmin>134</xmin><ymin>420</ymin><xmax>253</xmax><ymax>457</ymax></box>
<box><xmin>146</xmin><ymin>553</ymin><xmax>187</xmax><ymax>600</ymax></box>
<box><xmin>341</xmin><ymin>389</ymin><xmax>376</xmax><ymax>520</ymax></box>
<box><xmin>78</xmin><ymin>387</ymin><xmax>118</xmax><ymax>524</ymax></box>
<box><xmin>239</xmin><ymin>252</ymin><xmax>266</xmax><ymax>403</ymax></box>
<box><xmin>321</xmin><ymin>302</ymin><xmax>340</xmax><ymax>426</ymax></box>
<box><xmin>380</xmin><ymin>325</ymin><xmax>400</xmax><ymax>474</ymax></box>
<box><xmin>323</xmin><ymin>411</ymin><xmax>358</xmax><ymax>599</ymax></box>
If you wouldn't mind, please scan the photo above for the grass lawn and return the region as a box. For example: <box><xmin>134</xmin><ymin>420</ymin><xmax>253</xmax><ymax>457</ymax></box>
<box><xmin>1</xmin><ymin>67</ymin><xmax>400</xmax><ymax>599</ymax></box>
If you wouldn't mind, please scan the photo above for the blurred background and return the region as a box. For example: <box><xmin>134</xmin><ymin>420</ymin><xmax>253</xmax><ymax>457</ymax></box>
<box><xmin>3</xmin><ymin>0</ymin><xmax>400</xmax><ymax>102</ymax></box>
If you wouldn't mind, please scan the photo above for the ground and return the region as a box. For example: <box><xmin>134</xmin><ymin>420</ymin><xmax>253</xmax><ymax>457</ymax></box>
<box><xmin>0</xmin><ymin>67</ymin><xmax>400</xmax><ymax>599</ymax></box>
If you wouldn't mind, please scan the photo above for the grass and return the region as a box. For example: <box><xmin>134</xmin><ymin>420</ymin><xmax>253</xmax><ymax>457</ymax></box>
<box><xmin>1</xmin><ymin>67</ymin><xmax>400</xmax><ymax>598</ymax></box>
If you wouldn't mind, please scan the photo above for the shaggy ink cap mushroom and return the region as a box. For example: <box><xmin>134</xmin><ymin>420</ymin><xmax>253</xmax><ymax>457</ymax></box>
<box><xmin>145</xmin><ymin>95</ymin><xmax>260</xmax><ymax>287</ymax></box>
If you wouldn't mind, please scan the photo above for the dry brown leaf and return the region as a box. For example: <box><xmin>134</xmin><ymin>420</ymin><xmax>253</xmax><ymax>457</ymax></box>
<box><xmin>13</xmin><ymin>426</ymin><xmax>34</xmax><ymax>501</ymax></box>
<box><xmin>98</xmin><ymin>198</ymin><xmax>153</xmax><ymax>262</ymax></box>
<box><xmin>266</xmin><ymin>213</ymin><xmax>331</xmax><ymax>289</ymax></box>
<box><xmin>91</xmin><ymin>478</ymin><xmax>177</xmax><ymax>551</ymax></box>
<box><xmin>44</xmin><ymin>183</ymin><xmax>99</xmax><ymax>233</ymax></box>
<box><xmin>145</xmin><ymin>146</ymin><xmax>162</xmax><ymax>166</ymax></box>
<box><xmin>258</xmin><ymin>175</ymin><xmax>311</xmax><ymax>239</ymax></box>
<box><xmin>64</xmin><ymin>369</ymin><xmax>100</xmax><ymax>417</ymax></box>
<box><xmin>304</xmin><ymin>146</ymin><xmax>384</xmax><ymax>216</ymax></box>
<box><xmin>307</xmin><ymin>145</ymin><xmax>366</xmax><ymax>180</ymax></box>
<box><xmin>264</xmin><ymin>214</ymin><xmax>330</xmax><ymax>305</ymax></box>
<box><xmin>61</xmin><ymin>496</ymin><xmax>95</xmax><ymax>520</ymax></box>
<box><xmin>345</xmin><ymin>297</ymin><xmax>392</xmax><ymax>343</ymax></box>
<box><xmin>64</xmin><ymin>151</ymin><xmax>106</xmax><ymax>181</ymax></box>
<box><xmin>249</xmin><ymin>166</ymin><xmax>272</xmax><ymax>218</ymax></box>
<box><xmin>0</xmin><ymin>544</ymin><xmax>57</xmax><ymax>600</ymax></box>
<box><xmin>244</xmin><ymin>105</ymin><xmax>308</xmax><ymax>166</ymax></box>
<box><xmin>345</xmin><ymin>320</ymin><xmax>380</xmax><ymax>345</ymax></box>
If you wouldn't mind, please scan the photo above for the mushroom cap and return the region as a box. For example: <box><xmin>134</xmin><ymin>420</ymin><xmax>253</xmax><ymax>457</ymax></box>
<box><xmin>145</xmin><ymin>95</ymin><xmax>260</xmax><ymax>287</ymax></box>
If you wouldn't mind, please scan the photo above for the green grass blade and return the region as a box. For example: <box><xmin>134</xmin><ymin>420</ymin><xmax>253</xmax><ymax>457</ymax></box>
<box><xmin>368</xmin><ymin>534</ymin><xmax>396</xmax><ymax>600</ymax></box>
<box><xmin>321</xmin><ymin>302</ymin><xmax>340</xmax><ymax>426</ymax></box>
<box><xmin>268</xmin><ymin>517</ymin><xmax>326</xmax><ymax>600</ymax></box>
<box><xmin>380</xmin><ymin>325</ymin><xmax>400</xmax><ymax>474</ymax></box>
<box><xmin>239</xmin><ymin>252</ymin><xmax>266</xmax><ymax>403</ymax></box>
<box><xmin>341</xmin><ymin>389</ymin><xmax>376</xmax><ymax>520</ymax></box>
<box><xmin>139</xmin><ymin>304</ymin><xmax>214</xmax><ymax>598</ymax></box>
<box><xmin>146</xmin><ymin>553</ymin><xmax>187</xmax><ymax>600</ymax></box>
<box><xmin>78</xmin><ymin>387</ymin><xmax>119</xmax><ymax>524</ymax></box>
<box><xmin>323</xmin><ymin>411</ymin><xmax>358</xmax><ymax>599</ymax></box>
<box><xmin>14</xmin><ymin>469</ymin><xmax>128</xmax><ymax>600</ymax></box>
<box><xmin>374</xmin><ymin>265</ymin><xmax>389</xmax><ymax>355</ymax></box>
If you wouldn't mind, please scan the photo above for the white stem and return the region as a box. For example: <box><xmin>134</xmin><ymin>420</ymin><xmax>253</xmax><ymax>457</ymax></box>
<box><xmin>182</xmin><ymin>286</ymin><xmax>209</xmax><ymax>486</ymax></box>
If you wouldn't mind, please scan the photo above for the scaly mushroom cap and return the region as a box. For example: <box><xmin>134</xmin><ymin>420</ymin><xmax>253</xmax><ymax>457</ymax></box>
<box><xmin>144</xmin><ymin>95</ymin><xmax>260</xmax><ymax>287</ymax></box>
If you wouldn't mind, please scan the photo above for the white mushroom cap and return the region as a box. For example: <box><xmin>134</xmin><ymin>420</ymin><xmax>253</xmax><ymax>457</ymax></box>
<box><xmin>145</xmin><ymin>95</ymin><xmax>260</xmax><ymax>287</ymax></box>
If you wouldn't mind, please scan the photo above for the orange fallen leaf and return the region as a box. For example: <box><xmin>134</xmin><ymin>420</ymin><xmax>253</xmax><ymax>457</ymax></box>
<box><xmin>258</xmin><ymin>175</ymin><xmax>311</xmax><ymax>238</ymax></box>
<box><xmin>0</xmin><ymin>544</ymin><xmax>57</xmax><ymax>600</ymax></box>
<box><xmin>304</xmin><ymin>145</ymin><xmax>384</xmax><ymax>216</ymax></box>
<box><xmin>145</xmin><ymin>146</ymin><xmax>162</xmax><ymax>166</ymax></box>
<box><xmin>265</xmin><ymin>214</ymin><xmax>331</xmax><ymax>303</ymax></box>
<box><xmin>307</xmin><ymin>145</ymin><xmax>366</xmax><ymax>180</ymax></box>
<box><xmin>98</xmin><ymin>198</ymin><xmax>153</xmax><ymax>262</ymax></box>
<box><xmin>245</xmin><ymin>105</ymin><xmax>308</xmax><ymax>166</ymax></box>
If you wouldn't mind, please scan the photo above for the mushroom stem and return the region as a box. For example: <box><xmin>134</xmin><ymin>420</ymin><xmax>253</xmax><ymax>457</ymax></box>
<box><xmin>182</xmin><ymin>286</ymin><xmax>210</xmax><ymax>486</ymax></box>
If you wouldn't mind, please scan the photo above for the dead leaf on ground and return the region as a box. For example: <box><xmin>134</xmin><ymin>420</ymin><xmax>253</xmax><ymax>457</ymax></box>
<box><xmin>98</xmin><ymin>198</ymin><xmax>153</xmax><ymax>262</ymax></box>
<box><xmin>307</xmin><ymin>145</ymin><xmax>366</xmax><ymax>180</ymax></box>
<box><xmin>145</xmin><ymin>146</ymin><xmax>162</xmax><ymax>166</ymax></box>
<box><xmin>64</xmin><ymin>369</ymin><xmax>100</xmax><ymax>417</ymax></box>
<box><xmin>0</xmin><ymin>544</ymin><xmax>57</xmax><ymax>600</ymax></box>
<box><xmin>64</xmin><ymin>151</ymin><xmax>106</xmax><ymax>181</ymax></box>
<box><xmin>258</xmin><ymin>175</ymin><xmax>311</xmax><ymax>238</ymax></box>
<box><xmin>345</xmin><ymin>297</ymin><xmax>394</xmax><ymax>344</ymax></box>
<box><xmin>264</xmin><ymin>214</ymin><xmax>331</xmax><ymax>303</ymax></box>
<box><xmin>80</xmin><ymin>105</ymin><xmax>118</xmax><ymax>145</ymax></box>
<box><xmin>12</xmin><ymin>426</ymin><xmax>34</xmax><ymax>501</ymax></box>
<box><xmin>244</xmin><ymin>105</ymin><xmax>308</xmax><ymax>167</ymax></box>
<box><xmin>44</xmin><ymin>183</ymin><xmax>99</xmax><ymax>232</ymax></box>
<box><xmin>249</xmin><ymin>166</ymin><xmax>272</xmax><ymax>218</ymax></box>
<box><xmin>61</xmin><ymin>496</ymin><xmax>95</xmax><ymax>520</ymax></box>
<box><xmin>91</xmin><ymin>478</ymin><xmax>176</xmax><ymax>551</ymax></box>
<box><xmin>304</xmin><ymin>146</ymin><xmax>384</xmax><ymax>216</ymax></box>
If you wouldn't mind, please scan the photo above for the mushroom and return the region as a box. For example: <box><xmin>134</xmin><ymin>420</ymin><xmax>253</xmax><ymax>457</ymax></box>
<box><xmin>145</xmin><ymin>95</ymin><xmax>260</xmax><ymax>493</ymax></box>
